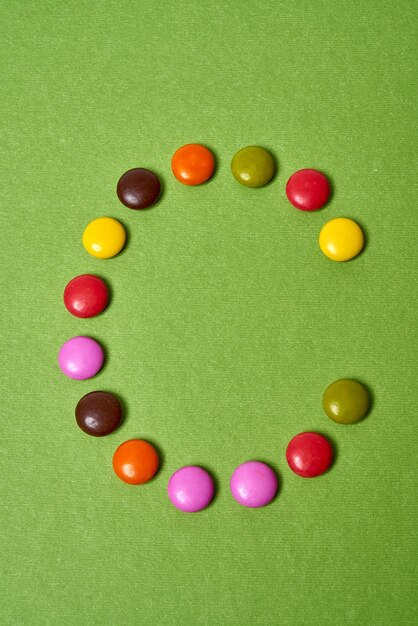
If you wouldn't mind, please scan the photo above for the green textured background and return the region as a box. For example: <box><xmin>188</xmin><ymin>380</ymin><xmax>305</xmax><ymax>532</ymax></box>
<box><xmin>1</xmin><ymin>1</ymin><xmax>417</xmax><ymax>625</ymax></box>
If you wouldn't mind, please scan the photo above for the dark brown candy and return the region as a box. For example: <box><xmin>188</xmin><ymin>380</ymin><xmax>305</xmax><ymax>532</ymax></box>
<box><xmin>117</xmin><ymin>168</ymin><xmax>161</xmax><ymax>209</ymax></box>
<box><xmin>75</xmin><ymin>391</ymin><xmax>122</xmax><ymax>436</ymax></box>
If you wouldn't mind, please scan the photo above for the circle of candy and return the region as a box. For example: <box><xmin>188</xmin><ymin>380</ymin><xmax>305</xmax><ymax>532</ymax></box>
<box><xmin>60</xmin><ymin>145</ymin><xmax>369</xmax><ymax>512</ymax></box>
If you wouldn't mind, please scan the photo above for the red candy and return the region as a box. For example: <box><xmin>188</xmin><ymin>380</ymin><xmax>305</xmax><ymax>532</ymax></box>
<box><xmin>286</xmin><ymin>432</ymin><xmax>333</xmax><ymax>478</ymax></box>
<box><xmin>64</xmin><ymin>274</ymin><xmax>109</xmax><ymax>318</ymax></box>
<box><xmin>286</xmin><ymin>168</ymin><xmax>330</xmax><ymax>211</ymax></box>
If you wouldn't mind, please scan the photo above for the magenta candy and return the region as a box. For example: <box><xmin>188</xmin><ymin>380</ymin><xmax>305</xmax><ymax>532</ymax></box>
<box><xmin>58</xmin><ymin>336</ymin><xmax>104</xmax><ymax>380</ymax></box>
<box><xmin>168</xmin><ymin>466</ymin><xmax>215</xmax><ymax>512</ymax></box>
<box><xmin>230</xmin><ymin>461</ymin><xmax>278</xmax><ymax>508</ymax></box>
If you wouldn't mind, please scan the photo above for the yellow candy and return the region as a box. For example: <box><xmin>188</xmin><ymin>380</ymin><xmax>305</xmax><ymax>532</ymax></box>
<box><xmin>82</xmin><ymin>217</ymin><xmax>126</xmax><ymax>259</ymax></box>
<box><xmin>319</xmin><ymin>217</ymin><xmax>364</xmax><ymax>262</ymax></box>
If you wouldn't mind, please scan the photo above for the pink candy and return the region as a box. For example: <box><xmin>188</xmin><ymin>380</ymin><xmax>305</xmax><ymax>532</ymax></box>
<box><xmin>167</xmin><ymin>462</ymin><xmax>279</xmax><ymax>512</ymax></box>
<box><xmin>230</xmin><ymin>461</ymin><xmax>278</xmax><ymax>508</ymax></box>
<box><xmin>58</xmin><ymin>336</ymin><xmax>104</xmax><ymax>380</ymax></box>
<box><xmin>168</xmin><ymin>466</ymin><xmax>214</xmax><ymax>512</ymax></box>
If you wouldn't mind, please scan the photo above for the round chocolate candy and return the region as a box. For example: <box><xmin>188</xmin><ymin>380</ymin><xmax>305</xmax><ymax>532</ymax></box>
<box><xmin>58</xmin><ymin>336</ymin><xmax>104</xmax><ymax>380</ymax></box>
<box><xmin>231</xmin><ymin>146</ymin><xmax>276</xmax><ymax>188</ymax></box>
<box><xmin>230</xmin><ymin>461</ymin><xmax>278</xmax><ymax>508</ymax></box>
<box><xmin>171</xmin><ymin>144</ymin><xmax>215</xmax><ymax>185</ymax></box>
<box><xmin>75</xmin><ymin>391</ymin><xmax>122</xmax><ymax>436</ymax></box>
<box><xmin>286</xmin><ymin>432</ymin><xmax>333</xmax><ymax>478</ymax></box>
<box><xmin>286</xmin><ymin>169</ymin><xmax>330</xmax><ymax>211</ymax></box>
<box><xmin>82</xmin><ymin>217</ymin><xmax>126</xmax><ymax>259</ymax></box>
<box><xmin>168</xmin><ymin>466</ymin><xmax>215</xmax><ymax>512</ymax></box>
<box><xmin>319</xmin><ymin>217</ymin><xmax>364</xmax><ymax>261</ymax></box>
<box><xmin>323</xmin><ymin>379</ymin><xmax>370</xmax><ymax>424</ymax></box>
<box><xmin>112</xmin><ymin>439</ymin><xmax>160</xmax><ymax>485</ymax></box>
<box><xmin>64</xmin><ymin>274</ymin><xmax>109</xmax><ymax>318</ymax></box>
<box><xmin>117</xmin><ymin>168</ymin><xmax>161</xmax><ymax>209</ymax></box>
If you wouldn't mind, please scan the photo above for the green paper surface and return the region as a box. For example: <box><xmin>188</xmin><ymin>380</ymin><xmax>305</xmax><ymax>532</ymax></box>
<box><xmin>1</xmin><ymin>1</ymin><xmax>417</xmax><ymax>624</ymax></box>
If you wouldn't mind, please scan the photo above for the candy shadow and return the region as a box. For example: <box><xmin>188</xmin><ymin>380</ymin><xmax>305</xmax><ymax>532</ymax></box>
<box><xmin>84</xmin><ymin>335</ymin><xmax>111</xmax><ymax>379</ymax></box>
<box><xmin>262</xmin><ymin>145</ymin><xmax>280</xmax><ymax>188</ymax></box>
<box><xmin>252</xmin><ymin>459</ymin><xmax>282</xmax><ymax>507</ymax></box>
<box><xmin>355</xmin><ymin>218</ymin><xmax>369</xmax><ymax>258</ymax></box>
<box><xmin>186</xmin><ymin>462</ymin><xmax>220</xmax><ymax>510</ymax></box>
<box><xmin>205</xmin><ymin>144</ymin><xmax>221</xmax><ymax>185</ymax></box>
<box><xmin>345</xmin><ymin>379</ymin><xmax>374</xmax><ymax>422</ymax></box>
<box><xmin>149</xmin><ymin>168</ymin><xmax>165</xmax><ymax>209</ymax></box>
<box><xmin>98</xmin><ymin>274</ymin><xmax>114</xmax><ymax>312</ymax></box>
<box><xmin>98</xmin><ymin>388</ymin><xmax>128</xmax><ymax>435</ymax></box>
<box><xmin>143</xmin><ymin>437</ymin><xmax>165</xmax><ymax>479</ymax></box>
<box><xmin>364</xmin><ymin>382</ymin><xmax>375</xmax><ymax>418</ymax></box>
<box><xmin>318</xmin><ymin>168</ymin><xmax>334</xmax><ymax>207</ymax></box>
<box><xmin>311</xmin><ymin>430</ymin><xmax>340</xmax><ymax>472</ymax></box>
<box><xmin>120</xmin><ymin>219</ymin><xmax>131</xmax><ymax>254</ymax></box>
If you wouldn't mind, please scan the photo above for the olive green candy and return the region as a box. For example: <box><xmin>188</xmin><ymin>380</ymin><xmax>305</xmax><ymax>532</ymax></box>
<box><xmin>323</xmin><ymin>379</ymin><xmax>370</xmax><ymax>424</ymax></box>
<box><xmin>231</xmin><ymin>146</ymin><xmax>275</xmax><ymax>188</ymax></box>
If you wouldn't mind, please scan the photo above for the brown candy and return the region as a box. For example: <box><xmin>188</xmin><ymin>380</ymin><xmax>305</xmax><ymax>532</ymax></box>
<box><xmin>75</xmin><ymin>391</ymin><xmax>122</xmax><ymax>436</ymax></box>
<box><xmin>117</xmin><ymin>168</ymin><xmax>161</xmax><ymax>209</ymax></box>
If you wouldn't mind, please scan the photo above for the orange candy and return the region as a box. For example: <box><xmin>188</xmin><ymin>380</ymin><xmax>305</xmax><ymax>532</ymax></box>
<box><xmin>171</xmin><ymin>143</ymin><xmax>215</xmax><ymax>185</ymax></box>
<box><xmin>112</xmin><ymin>439</ymin><xmax>159</xmax><ymax>485</ymax></box>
